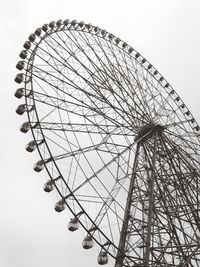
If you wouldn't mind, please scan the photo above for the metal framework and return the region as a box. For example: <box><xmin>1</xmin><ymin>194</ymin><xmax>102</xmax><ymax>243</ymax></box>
<box><xmin>15</xmin><ymin>19</ymin><xmax>200</xmax><ymax>266</ymax></box>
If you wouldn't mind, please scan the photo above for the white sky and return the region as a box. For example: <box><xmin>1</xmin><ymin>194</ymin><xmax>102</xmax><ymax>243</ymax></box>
<box><xmin>1</xmin><ymin>0</ymin><xmax>200</xmax><ymax>266</ymax></box>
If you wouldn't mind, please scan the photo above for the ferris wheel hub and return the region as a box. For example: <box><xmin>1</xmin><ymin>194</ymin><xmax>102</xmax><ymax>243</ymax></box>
<box><xmin>136</xmin><ymin>123</ymin><xmax>164</xmax><ymax>142</ymax></box>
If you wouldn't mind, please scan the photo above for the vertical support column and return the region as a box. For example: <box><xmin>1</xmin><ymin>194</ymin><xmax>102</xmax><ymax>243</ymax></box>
<box><xmin>143</xmin><ymin>130</ymin><xmax>158</xmax><ymax>267</ymax></box>
<box><xmin>114</xmin><ymin>142</ymin><xmax>141</xmax><ymax>267</ymax></box>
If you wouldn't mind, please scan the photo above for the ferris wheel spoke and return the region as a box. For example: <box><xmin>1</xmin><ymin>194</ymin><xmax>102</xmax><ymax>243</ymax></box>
<box><xmin>29</xmin><ymin>88</ymin><xmax>94</xmax><ymax>116</ymax></box>
<box><xmin>85</xmin><ymin>179</ymin><xmax>128</xmax><ymax>236</ymax></box>
<box><xmin>72</xmin><ymin>34</ymin><xmax>148</xmax><ymax>127</ymax></box>
<box><xmin>93</xmin><ymin>38</ymin><xmax>145</xmax><ymax>115</ymax></box>
<box><xmin>30</xmin><ymin>65</ymin><xmax>98</xmax><ymax>108</ymax></box>
<box><xmin>31</xmin><ymin>68</ymin><xmax>137</xmax><ymax>131</ymax></box>
<box><xmin>165</xmin><ymin>128</ymin><xmax>200</xmax><ymax>152</ymax></box>
<box><xmin>64</xmin><ymin>142</ymin><xmax>137</xmax><ymax>200</ymax></box>
<box><xmin>165</xmin><ymin>119</ymin><xmax>194</xmax><ymax>129</ymax></box>
<box><xmin>36</xmin><ymin>36</ymin><xmax>103</xmax><ymax>93</ymax></box>
<box><xmin>97</xmin><ymin>45</ymin><xmax>148</xmax><ymax>123</ymax></box>
<box><xmin>109</xmin><ymin>44</ymin><xmax>155</xmax><ymax>121</ymax></box>
<box><xmin>55</xmin><ymin>128</ymin><xmax>140</xmax><ymax>222</ymax></box>
<box><xmin>37</xmin><ymin>121</ymin><xmax>133</xmax><ymax>135</ymax></box>
<box><xmin>113</xmin><ymin>53</ymin><xmax>158</xmax><ymax>124</ymax></box>
<box><xmin>140</xmin><ymin>72</ymin><xmax>167</xmax><ymax>117</ymax></box>
<box><xmin>93</xmin><ymin>40</ymin><xmax>150</xmax><ymax>124</ymax></box>
<box><xmin>131</xmin><ymin>70</ymin><xmax>184</xmax><ymax>128</ymax></box>
<box><xmin>54</xmin><ymin>31</ymin><xmax>146</xmax><ymax>128</ymax></box>
<box><xmin>43</xmin><ymin>128</ymin><xmax>122</xmax><ymax>163</ymax></box>
<box><xmin>73</xmin><ymin>30</ymin><xmax>149</xmax><ymax>124</ymax></box>
<box><xmin>32</xmin><ymin>58</ymin><xmax>140</xmax><ymax>130</ymax></box>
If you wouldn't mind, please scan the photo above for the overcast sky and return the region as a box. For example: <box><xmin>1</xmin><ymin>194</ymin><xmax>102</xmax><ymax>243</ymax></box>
<box><xmin>1</xmin><ymin>1</ymin><xmax>200</xmax><ymax>267</ymax></box>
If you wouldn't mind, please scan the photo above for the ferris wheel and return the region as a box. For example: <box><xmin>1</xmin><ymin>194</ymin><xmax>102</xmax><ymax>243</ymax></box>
<box><xmin>15</xmin><ymin>19</ymin><xmax>200</xmax><ymax>266</ymax></box>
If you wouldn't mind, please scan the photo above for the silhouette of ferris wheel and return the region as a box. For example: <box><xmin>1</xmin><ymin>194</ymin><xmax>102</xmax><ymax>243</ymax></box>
<box><xmin>15</xmin><ymin>19</ymin><xmax>200</xmax><ymax>266</ymax></box>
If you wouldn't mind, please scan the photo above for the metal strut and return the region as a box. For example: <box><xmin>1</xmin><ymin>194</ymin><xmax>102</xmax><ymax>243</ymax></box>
<box><xmin>114</xmin><ymin>130</ymin><xmax>159</xmax><ymax>267</ymax></box>
<box><xmin>143</xmin><ymin>130</ymin><xmax>158</xmax><ymax>267</ymax></box>
<box><xmin>114</xmin><ymin>142</ymin><xmax>141</xmax><ymax>267</ymax></box>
